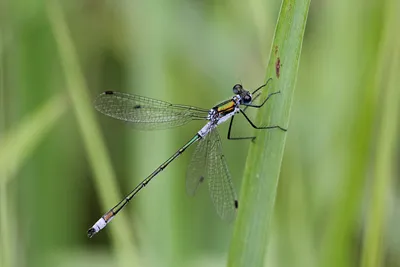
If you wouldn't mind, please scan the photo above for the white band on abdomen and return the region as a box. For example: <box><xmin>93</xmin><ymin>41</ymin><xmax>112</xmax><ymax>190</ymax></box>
<box><xmin>92</xmin><ymin>218</ymin><xmax>107</xmax><ymax>233</ymax></box>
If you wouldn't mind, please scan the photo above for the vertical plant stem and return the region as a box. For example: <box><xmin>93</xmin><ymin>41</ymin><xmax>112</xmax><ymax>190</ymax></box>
<box><xmin>46</xmin><ymin>1</ymin><xmax>137</xmax><ymax>261</ymax></box>
<box><xmin>0</xmin><ymin>94</ymin><xmax>67</xmax><ymax>267</ymax></box>
<box><xmin>0</xmin><ymin>28</ymin><xmax>11</xmax><ymax>267</ymax></box>
<box><xmin>227</xmin><ymin>0</ymin><xmax>310</xmax><ymax>266</ymax></box>
<box><xmin>361</xmin><ymin>0</ymin><xmax>400</xmax><ymax>265</ymax></box>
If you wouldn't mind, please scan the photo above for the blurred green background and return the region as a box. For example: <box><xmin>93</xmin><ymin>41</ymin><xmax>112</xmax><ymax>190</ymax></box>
<box><xmin>1</xmin><ymin>0</ymin><xmax>399</xmax><ymax>267</ymax></box>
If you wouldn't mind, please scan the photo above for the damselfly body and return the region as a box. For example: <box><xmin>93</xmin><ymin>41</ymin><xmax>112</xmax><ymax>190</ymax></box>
<box><xmin>87</xmin><ymin>78</ymin><xmax>285</xmax><ymax>238</ymax></box>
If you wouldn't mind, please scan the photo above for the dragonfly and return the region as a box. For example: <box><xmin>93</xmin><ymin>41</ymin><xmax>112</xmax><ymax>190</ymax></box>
<box><xmin>87</xmin><ymin>78</ymin><xmax>285</xmax><ymax>238</ymax></box>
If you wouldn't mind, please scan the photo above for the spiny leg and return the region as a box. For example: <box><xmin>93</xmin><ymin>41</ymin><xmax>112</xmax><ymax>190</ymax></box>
<box><xmin>239</xmin><ymin>109</ymin><xmax>287</xmax><ymax>131</ymax></box>
<box><xmin>244</xmin><ymin>91</ymin><xmax>281</xmax><ymax>109</ymax></box>
<box><xmin>251</xmin><ymin>78</ymin><xmax>273</xmax><ymax>95</ymax></box>
<box><xmin>227</xmin><ymin>115</ymin><xmax>256</xmax><ymax>141</ymax></box>
<box><xmin>228</xmin><ymin>89</ymin><xmax>285</xmax><ymax>141</ymax></box>
<box><xmin>227</xmin><ymin>91</ymin><xmax>264</xmax><ymax>141</ymax></box>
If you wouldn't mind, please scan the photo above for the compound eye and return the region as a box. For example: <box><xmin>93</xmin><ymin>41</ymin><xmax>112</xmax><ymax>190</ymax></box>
<box><xmin>233</xmin><ymin>84</ymin><xmax>242</xmax><ymax>94</ymax></box>
<box><xmin>243</xmin><ymin>94</ymin><xmax>252</xmax><ymax>104</ymax></box>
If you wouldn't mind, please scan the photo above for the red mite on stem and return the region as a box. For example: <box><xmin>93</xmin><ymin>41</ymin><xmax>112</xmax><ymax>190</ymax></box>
<box><xmin>276</xmin><ymin>57</ymin><xmax>281</xmax><ymax>78</ymax></box>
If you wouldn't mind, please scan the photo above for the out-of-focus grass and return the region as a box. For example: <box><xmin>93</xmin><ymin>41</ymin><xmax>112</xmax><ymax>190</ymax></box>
<box><xmin>47</xmin><ymin>1</ymin><xmax>138</xmax><ymax>263</ymax></box>
<box><xmin>0</xmin><ymin>93</ymin><xmax>68</xmax><ymax>267</ymax></box>
<box><xmin>1</xmin><ymin>26</ymin><xmax>11</xmax><ymax>267</ymax></box>
<box><xmin>1</xmin><ymin>0</ymin><xmax>400</xmax><ymax>267</ymax></box>
<box><xmin>318</xmin><ymin>1</ymin><xmax>391</xmax><ymax>267</ymax></box>
<box><xmin>362</xmin><ymin>45</ymin><xmax>399</xmax><ymax>267</ymax></box>
<box><xmin>0</xmin><ymin>94</ymin><xmax>67</xmax><ymax>183</ymax></box>
<box><xmin>228</xmin><ymin>0</ymin><xmax>310</xmax><ymax>266</ymax></box>
<box><xmin>361</xmin><ymin>0</ymin><xmax>400</xmax><ymax>265</ymax></box>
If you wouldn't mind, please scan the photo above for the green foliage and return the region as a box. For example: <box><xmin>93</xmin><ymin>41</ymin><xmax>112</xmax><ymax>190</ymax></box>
<box><xmin>47</xmin><ymin>2</ymin><xmax>137</xmax><ymax>256</ymax></box>
<box><xmin>228</xmin><ymin>0</ymin><xmax>310</xmax><ymax>266</ymax></box>
<box><xmin>1</xmin><ymin>0</ymin><xmax>399</xmax><ymax>267</ymax></box>
<box><xmin>361</xmin><ymin>0</ymin><xmax>400</xmax><ymax>266</ymax></box>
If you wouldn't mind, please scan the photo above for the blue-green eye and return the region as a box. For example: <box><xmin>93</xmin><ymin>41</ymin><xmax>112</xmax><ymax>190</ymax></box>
<box><xmin>233</xmin><ymin>84</ymin><xmax>242</xmax><ymax>94</ymax></box>
<box><xmin>243</xmin><ymin>94</ymin><xmax>252</xmax><ymax>104</ymax></box>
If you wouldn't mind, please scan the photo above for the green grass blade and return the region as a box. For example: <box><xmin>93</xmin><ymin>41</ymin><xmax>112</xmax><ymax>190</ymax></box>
<box><xmin>0</xmin><ymin>94</ymin><xmax>68</xmax><ymax>182</ymax></box>
<box><xmin>46</xmin><ymin>1</ymin><xmax>137</xmax><ymax>259</ymax></box>
<box><xmin>227</xmin><ymin>0</ymin><xmax>310</xmax><ymax>266</ymax></box>
<box><xmin>361</xmin><ymin>0</ymin><xmax>400</xmax><ymax>265</ymax></box>
<box><xmin>361</xmin><ymin>48</ymin><xmax>400</xmax><ymax>267</ymax></box>
<box><xmin>1</xmin><ymin>28</ymin><xmax>11</xmax><ymax>267</ymax></box>
<box><xmin>0</xmin><ymin>93</ymin><xmax>67</xmax><ymax>267</ymax></box>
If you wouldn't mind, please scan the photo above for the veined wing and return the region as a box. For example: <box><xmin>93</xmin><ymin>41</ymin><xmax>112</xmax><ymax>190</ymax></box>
<box><xmin>186</xmin><ymin>124</ymin><xmax>213</xmax><ymax>196</ymax></box>
<box><xmin>186</xmin><ymin>126</ymin><xmax>238</xmax><ymax>221</ymax></box>
<box><xmin>94</xmin><ymin>91</ymin><xmax>209</xmax><ymax>130</ymax></box>
<box><xmin>206</xmin><ymin>129</ymin><xmax>238</xmax><ymax>221</ymax></box>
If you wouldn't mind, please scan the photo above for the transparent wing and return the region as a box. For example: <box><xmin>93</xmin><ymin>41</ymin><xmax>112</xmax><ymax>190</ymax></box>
<box><xmin>186</xmin><ymin>126</ymin><xmax>238</xmax><ymax>220</ymax></box>
<box><xmin>206</xmin><ymin>129</ymin><xmax>238</xmax><ymax>221</ymax></box>
<box><xmin>94</xmin><ymin>91</ymin><xmax>209</xmax><ymax>130</ymax></box>
<box><xmin>186</xmin><ymin>125</ymin><xmax>212</xmax><ymax>196</ymax></box>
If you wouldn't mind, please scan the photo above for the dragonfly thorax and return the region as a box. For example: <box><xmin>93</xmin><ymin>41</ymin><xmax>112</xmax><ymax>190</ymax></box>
<box><xmin>209</xmin><ymin>96</ymin><xmax>241</xmax><ymax>122</ymax></box>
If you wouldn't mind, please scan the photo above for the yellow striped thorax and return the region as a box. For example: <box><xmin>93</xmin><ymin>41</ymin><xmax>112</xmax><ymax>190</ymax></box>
<box><xmin>217</xmin><ymin>100</ymin><xmax>235</xmax><ymax>113</ymax></box>
<box><xmin>213</xmin><ymin>96</ymin><xmax>240</xmax><ymax>116</ymax></box>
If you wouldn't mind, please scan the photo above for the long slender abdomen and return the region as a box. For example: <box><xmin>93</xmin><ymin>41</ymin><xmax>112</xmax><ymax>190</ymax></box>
<box><xmin>87</xmin><ymin>133</ymin><xmax>202</xmax><ymax>238</ymax></box>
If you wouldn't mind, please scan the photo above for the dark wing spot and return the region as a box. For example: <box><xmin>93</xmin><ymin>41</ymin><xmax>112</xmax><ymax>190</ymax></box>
<box><xmin>234</xmin><ymin>200</ymin><xmax>238</xmax><ymax>209</ymax></box>
<box><xmin>104</xmin><ymin>91</ymin><xmax>114</xmax><ymax>95</ymax></box>
<box><xmin>134</xmin><ymin>105</ymin><xmax>141</xmax><ymax>109</ymax></box>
